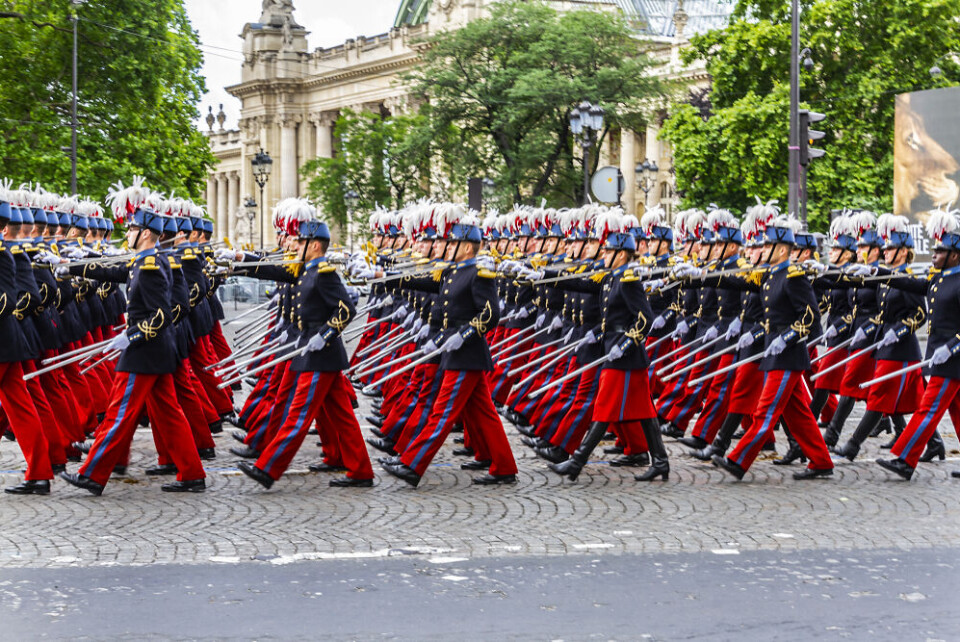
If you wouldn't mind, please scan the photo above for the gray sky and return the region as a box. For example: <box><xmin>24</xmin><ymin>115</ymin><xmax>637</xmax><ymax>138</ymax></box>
<box><xmin>184</xmin><ymin>0</ymin><xmax>399</xmax><ymax>129</ymax></box>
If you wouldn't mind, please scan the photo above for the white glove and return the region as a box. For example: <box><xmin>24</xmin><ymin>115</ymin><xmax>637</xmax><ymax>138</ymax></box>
<box><xmin>563</xmin><ymin>328</ymin><xmax>575</xmax><ymax>342</ymax></box>
<box><xmin>802</xmin><ymin>259</ymin><xmax>827</xmax><ymax>274</ymax></box>
<box><xmin>415</xmin><ymin>325</ymin><xmax>430</xmax><ymax>342</ymax></box>
<box><xmin>672</xmin><ymin>263</ymin><xmax>701</xmax><ymax>279</ymax></box>
<box><xmin>34</xmin><ymin>250</ymin><xmax>63</xmax><ymax>265</ymax></box>
<box><xmin>675</xmin><ymin>319</ymin><xmax>689</xmax><ymax>337</ymax></box>
<box><xmin>499</xmin><ymin>299</ymin><xmax>506</xmax><ymax>313</ymax></box>
<box><xmin>380</xmin><ymin>295</ymin><xmax>394</xmax><ymax>308</ymax></box>
<box><xmin>703</xmin><ymin>326</ymin><xmax>718</xmax><ymax>342</ymax></box>
<box><xmin>646</xmin><ymin>278</ymin><xmax>664</xmax><ymax>290</ymax></box>
<box><xmin>547</xmin><ymin>316</ymin><xmax>563</xmax><ymax>332</ymax></box>
<box><xmin>402</xmin><ymin>311</ymin><xmax>417</xmax><ymax>328</ymax></box>
<box><xmin>306</xmin><ymin>332</ymin><xmax>327</xmax><ymax>352</ymax></box>
<box><xmin>354</xmin><ymin>267</ymin><xmax>377</xmax><ymax>279</ymax></box>
<box><xmin>584</xmin><ymin>330</ymin><xmax>598</xmax><ymax>345</ymax></box>
<box><xmin>725</xmin><ymin>317</ymin><xmax>742</xmax><ymax>340</ymax></box>
<box><xmin>392</xmin><ymin>305</ymin><xmax>408</xmax><ymax>320</ymax></box>
<box><xmin>737</xmin><ymin>332</ymin><xmax>755</xmax><ymax>350</ymax></box>
<box><xmin>880</xmin><ymin>329</ymin><xmax>899</xmax><ymax>347</ymax></box>
<box><xmin>535</xmin><ymin>313</ymin><xmax>547</xmax><ymax>329</ymax></box>
<box><xmin>442</xmin><ymin>332</ymin><xmax>464</xmax><ymax>353</ymax></box>
<box><xmin>651</xmin><ymin>315</ymin><xmax>666</xmax><ymax>330</ymax></box>
<box><xmin>411</xmin><ymin>318</ymin><xmax>423</xmax><ymax>333</ymax></box>
<box><xmin>608</xmin><ymin>343</ymin><xmax>624</xmax><ymax>361</ymax></box>
<box><xmin>54</xmin><ymin>266</ymin><xmax>70</xmax><ymax>279</ymax></box>
<box><xmin>932</xmin><ymin>345</ymin><xmax>952</xmax><ymax>365</ymax></box>
<box><xmin>477</xmin><ymin>256</ymin><xmax>495</xmax><ymax>271</ymax></box>
<box><xmin>423</xmin><ymin>339</ymin><xmax>439</xmax><ymax>353</ymax></box>
<box><xmin>106</xmin><ymin>333</ymin><xmax>130</xmax><ymax>352</ymax></box>
<box><xmin>102</xmin><ymin>245</ymin><xmax>123</xmax><ymax>256</ymax></box>
<box><xmin>277</xmin><ymin>330</ymin><xmax>289</xmax><ymax>344</ymax></box>
<box><xmin>823</xmin><ymin>325</ymin><xmax>838</xmax><ymax>341</ymax></box>
<box><xmin>65</xmin><ymin>247</ymin><xmax>87</xmax><ymax>260</ymax></box>
<box><xmin>214</xmin><ymin>248</ymin><xmax>238</xmax><ymax>262</ymax></box>
<box><xmin>502</xmin><ymin>260</ymin><xmax>520</xmax><ymax>272</ymax></box>
<box><xmin>516</xmin><ymin>307</ymin><xmax>530</xmax><ymax>320</ymax></box>
<box><xmin>521</xmin><ymin>268</ymin><xmax>545</xmax><ymax>280</ymax></box>
<box><xmin>763</xmin><ymin>335</ymin><xmax>787</xmax><ymax>357</ymax></box>
<box><xmin>845</xmin><ymin>264</ymin><xmax>875</xmax><ymax>277</ymax></box>
<box><xmin>852</xmin><ymin>327</ymin><xmax>868</xmax><ymax>347</ymax></box>
<box><xmin>326</xmin><ymin>251</ymin><xmax>345</xmax><ymax>263</ymax></box>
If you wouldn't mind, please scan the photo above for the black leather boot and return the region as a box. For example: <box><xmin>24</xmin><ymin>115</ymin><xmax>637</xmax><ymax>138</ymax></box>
<box><xmin>809</xmin><ymin>389</ymin><xmax>830</xmax><ymax>426</ymax></box>
<box><xmin>772</xmin><ymin>423</ymin><xmax>807</xmax><ymax>465</ymax></box>
<box><xmin>832</xmin><ymin>410</ymin><xmax>882</xmax><ymax>461</ymax></box>
<box><xmin>548</xmin><ymin>421</ymin><xmax>607</xmax><ymax>481</ymax></box>
<box><xmin>635</xmin><ymin>418</ymin><xmax>669</xmax><ymax>482</ymax></box>
<box><xmin>822</xmin><ymin>396</ymin><xmax>855</xmax><ymax>447</ymax></box>
<box><xmin>881</xmin><ymin>415</ymin><xmax>905</xmax><ymax>449</ymax></box>
<box><xmin>869</xmin><ymin>414</ymin><xmax>893</xmax><ymax>438</ymax></box>
<box><xmin>920</xmin><ymin>432</ymin><xmax>946</xmax><ymax>462</ymax></box>
<box><xmin>876</xmin><ymin>457</ymin><xmax>914</xmax><ymax>480</ymax></box>
<box><xmin>692</xmin><ymin>413</ymin><xmax>742</xmax><ymax>461</ymax></box>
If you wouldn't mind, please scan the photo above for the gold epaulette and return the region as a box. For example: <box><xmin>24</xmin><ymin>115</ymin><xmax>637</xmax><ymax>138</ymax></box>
<box><xmin>737</xmin><ymin>258</ymin><xmax>751</xmax><ymax>269</ymax></box>
<box><xmin>589</xmin><ymin>271</ymin><xmax>607</xmax><ymax>283</ymax></box>
<box><xmin>317</xmin><ymin>264</ymin><xmax>337</xmax><ymax>274</ymax></box>
<box><xmin>478</xmin><ymin>269</ymin><xmax>497</xmax><ymax>279</ymax></box>
<box><xmin>140</xmin><ymin>256</ymin><xmax>160</xmax><ymax>271</ymax></box>
<box><xmin>169</xmin><ymin>259</ymin><xmax>182</xmax><ymax>269</ymax></box>
<box><xmin>10</xmin><ymin>245</ymin><xmax>22</xmax><ymax>255</ymax></box>
<box><xmin>431</xmin><ymin>268</ymin><xmax>444</xmax><ymax>282</ymax></box>
<box><xmin>621</xmin><ymin>272</ymin><xmax>640</xmax><ymax>283</ymax></box>
<box><xmin>284</xmin><ymin>262</ymin><xmax>303</xmax><ymax>277</ymax></box>
<box><xmin>787</xmin><ymin>265</ymin><xmax>806</xmax><ymax>278</ymax></box>
<box><xmin>181</xmin><ymin>248</ymin><xmax>198</xmax><ymax>260</ymax></box>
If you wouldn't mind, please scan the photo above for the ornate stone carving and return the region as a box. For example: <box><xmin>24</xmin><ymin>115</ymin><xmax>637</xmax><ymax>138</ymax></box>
<box><xmin>260</xmin><ymin>0</ymin><xmax>299</xmax><ymax>28</ymax></box>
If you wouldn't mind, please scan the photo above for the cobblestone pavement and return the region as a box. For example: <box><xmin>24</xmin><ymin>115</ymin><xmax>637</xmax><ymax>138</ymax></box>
<box><xmin>1</xmin><ymin>305</ymin><xmax>958</xmax><ymax>569</ymax></box>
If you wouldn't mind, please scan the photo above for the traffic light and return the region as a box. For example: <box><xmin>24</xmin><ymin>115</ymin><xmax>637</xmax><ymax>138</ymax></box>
<box><xmin>799</xmin><ymin>109</ymin><xmax>826</xmax><ymax>165</ymax></box>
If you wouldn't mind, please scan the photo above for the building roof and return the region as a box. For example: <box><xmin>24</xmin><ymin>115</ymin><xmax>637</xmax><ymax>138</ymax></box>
<box><xmin>613</xmin><ymin>0</ymin><xmax>733</xmax><ymax>37</ymax></box>
<box><xmin>394</xmin><ymin>0</ymin><xmax>431</xmax><ymax>27</ymax></box>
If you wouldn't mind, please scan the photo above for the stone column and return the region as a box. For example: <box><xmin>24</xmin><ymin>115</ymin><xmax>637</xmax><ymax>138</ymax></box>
<box><xmin>227</xmin><ymin>171</ymin><xmax>240</xmax><ymax>242</ymax></box>
<box><xmin>206</xmin><ymin>176</ymin><xmax>218</xmax><ymax>223</ymax></box>
<box><xmin>314</xmin><ymin>114</ymin><xmax>334</xmax><ymax>159</ymax></box>
<box><xmin>216</xmin><ymin>174</ymin><xmax>228</xmax><ymax>234</ymax></box>
<box><xmin>280</xmin><ymin>114</ymin><xmax>301</xmax><ymax>198</ymax></box>
<box><xmin>645</xmin><ymin>123</ymin><xmax>661</xmax><ymax>206</ymax></box>
<box><xmin>619</xmin><ymin>129</ymin><xmax>637</xmax><ymax>215</ymax></box>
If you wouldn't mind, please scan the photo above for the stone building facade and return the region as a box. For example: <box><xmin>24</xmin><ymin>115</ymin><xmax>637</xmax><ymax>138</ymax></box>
<box><xmin>203</xmin><ymin>0</ymin><xmax>728</xmax><ymax>244</ymax></box>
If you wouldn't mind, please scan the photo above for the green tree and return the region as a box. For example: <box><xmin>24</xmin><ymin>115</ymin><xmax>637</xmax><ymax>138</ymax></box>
<box><xmin>660</xmin><ymin>0</ymin><xmax>960</xmax><ymax>230</ymax></box>
<box><xmin>0</xmin><ymin>0</ymin><xmax>215</xmax><ymax>201</ymax></box>
<box><xmin>405</xmin><ymin>0</ymin><xmax>665</xmax><ymax>207</ymax></box>
<box><xmin>301</xmin><ymin>108</ymin><xmax>457</xmax><ymax>237</ymax></box>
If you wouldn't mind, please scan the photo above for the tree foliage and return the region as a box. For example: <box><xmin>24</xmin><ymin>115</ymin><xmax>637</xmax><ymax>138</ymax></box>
<box><xmin>404</xmin><ymin>0</ymin><xmax>665</xmax><ymax>208</ymax></box>
<box><xmin>660</xmin><ymin>0</ymin><xmax>960</xmax><ymax>231</ymax></box>
<box><xmin>0</xmin><ymin>0</ymin><xmax>215</xmax><ymax>200</ymax></box>
<box><xmin>301</xmin><ymin>108</ymin><xmax>463</xmax><ymax>235</ymax></box>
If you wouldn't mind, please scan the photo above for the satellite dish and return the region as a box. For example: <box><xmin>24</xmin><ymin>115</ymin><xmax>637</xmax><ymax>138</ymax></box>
<box><xmin>590</xmin><ymin>166</ymin><xmax>624</xmax><ymax>204</ymax></box>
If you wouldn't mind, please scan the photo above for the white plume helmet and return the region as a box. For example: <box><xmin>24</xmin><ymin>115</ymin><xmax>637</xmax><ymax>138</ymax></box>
<box><xmin>683</xmin><ymin>208</ymin><xmax>707</xmax><ymax>238</ymax></box>
<box><xmin>925</xmin><ymin>206</ymin><xmax>960</xmax><ymax>241</ymax></box>
<box><xmin>105</xmin><ymin>176</ymin><xmax>149</xmax><ymax>218</ymax></box>
<box><xmin>640</xmin><ymin>205</ymin><xmax>665</xmax><ymax>234</ymax></box>
<box><xmin>742</xmin><ymin>198</ymin><xmax>775</xmax><ymax>240</ymax></box>
<box><xmin>272</xmin><ymin>197</ymin><xmax>298</xmax><ymax>233</ymax></box>
<box><xmin>461</xmin><ymin>210</ymin><xmax>482</xmax><ymax>228</ymax></box>
<box><xmin>592</xmin><ymin>206</ymin><xmax>624</xmax><ymax>241</ymax></box>
<box><xmin>622</xmin><ymin>213</ymin><xmax>640</xmax><ymax>231</ymax></box>
<box><xmin>850</xmin><ymin>210</ymin><xmax>877</xmax><ymax>237</ymax></box>
<box><xmin>772</xmin><ymin>215</ymin><xmax>802</xmax><ymax>234</ymax></box>
<box><xmin>876</xmin><ymin>213</ymin><xmax>910</xmax><ymax>243</ymax></box>
<box><xmin>829</xmin><ymin>213</ymin><xmax>854</xmax><ymax>240</ymax></box>
<box><xmin>707</xmin><ymin>207</ymin><xmax>738</xmax><ymax>232</ymax></box>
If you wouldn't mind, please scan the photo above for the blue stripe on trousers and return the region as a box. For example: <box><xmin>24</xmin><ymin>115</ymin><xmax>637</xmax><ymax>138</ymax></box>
<box><xmin>618</xmin><ymin>371</ymin><xmax>632</xmax><ymax>422</ymax></box>
<box><xmin>559</xmin><ymin>370</ymin><xmax>600</xmax><ymax>449</ymax></box>
<box><xmin>264</xmin><ymin>372</ymin><xmax>321</xmax><ymax>472</ymax></box>
<box><xmin>694</xmin><ymin>367</ymin><xmax>736</xmax><ymax>438</ymax></box>
<box><xmin>86</xmin><ymin>374</ymin><xmax>137</xmax><ymax>473</ymax></box>
<box><xmin>735</xmin><ymin>371</ymin><xmax>791</xmax><ymax>466</ymax></box>
<box><xmin>410</xmin><ymin>371</ymin><xmax>466</xmax><ymax>471</ymax></box>
<box><xmin>901</xmin><ymin>378</ymin><xmax>948</xmax><ymax>456</ymax></box>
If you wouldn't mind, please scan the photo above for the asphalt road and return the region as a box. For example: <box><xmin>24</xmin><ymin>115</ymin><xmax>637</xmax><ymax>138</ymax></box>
<box><xmin>2</xmin><ymin>547</ymin><xmax>957</xmax><ymax>641</ymax></box>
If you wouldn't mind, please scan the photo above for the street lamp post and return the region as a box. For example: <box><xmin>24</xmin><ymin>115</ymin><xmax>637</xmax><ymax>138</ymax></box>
<box><xmin>569</xmin><ymin>100</ymin><xmax>605</xmax><ymax>206</ymax></box>
<box><xmin>69</xmin><ymin>0</ymin><xmax>86</xmax><ymax>194</ymax></box>
<box><xmin>243</xmin><ymin>196</ymin><xmax>257</xmax><ymax>247</ymax></box>
<box><xmin>344</xmin><ymin>189</ymin><xmax>360</xmax><ymax>251</ymax></box>
<box><xmin>634</xmin><ymin>159</ymin><xmax>659</xmax><ymax>210</ymax></box>
<box><xmin>250</xmin><ymin>148</ymin><xmax>273</xmax><ymax>249</ymax></box>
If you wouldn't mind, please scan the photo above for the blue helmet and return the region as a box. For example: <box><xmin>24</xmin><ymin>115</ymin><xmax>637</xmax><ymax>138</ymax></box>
<box><xmin>131</xmin><ymin>207</ymin><xmax>165</xmax><ymax>235</ymax></box>
<box><xmin>0</xmin><ymin>201</ymin><xmax>11</xmax><ymax>222</ymax></box>
<box><xmin>201</xmin><ymin>219</ymin><xmax>213</xmax><ymax>234</ymax></box>
<box><xmin>605</xmin><ymin>231</ymin><xmax>637</xmax><ymax>252</ymax></box>
<box><xmin>793</xmin><ymin>232</ymin><xmax>818</xmax><ymax>251</ymax></box>
<box><xmin>765</xmin><ymin>224</ymin><xmax>796</xmax><ymax>245</ymax></box>
<box><xmin>299</xmin><ymin>220</ymin><xmax>330</xmax><ymax>240</ymax></box>
<box><xmin>450</xmin><ymin>223</ymin><xmax>483</xmax><ymax>243</ymax></box>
